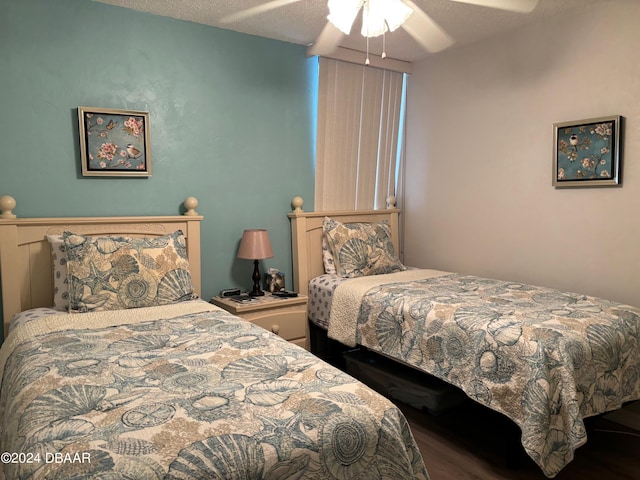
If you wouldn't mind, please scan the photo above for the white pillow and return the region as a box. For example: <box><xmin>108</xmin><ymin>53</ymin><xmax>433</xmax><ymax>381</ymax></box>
<box><xmin>46</xmin><ymin>234</ymin><xmax>69</xmax><ymax>311</ymax></box>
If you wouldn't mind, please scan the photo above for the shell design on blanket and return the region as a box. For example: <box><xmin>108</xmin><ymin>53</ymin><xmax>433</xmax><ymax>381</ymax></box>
<box><xmin>109</xmin><ymin>334</ymin><xmax>174</xmax><ymax>352</ymax></box>
<box><xmin>165</xmin><ymin>434</ymin><xmax>265</xmax><ymax>480</ymax></box>
<box><xmin>19</xmin><ymin>385</ymin><xmax>107</xmax><ymax>437</ymax></box>
<box><xmin>101</xmin><ymin>438</ymin><xmax>157</xmax><ymax>456</ymax></box>
<box><xmin>222</xmin><ymin>355</ymin><xmax>289</xmax><ymax>383</ymax></box>
<box><xmin>183</xmin><ymin>381</ymin><xmax>246</xmax><ymax>423</ymax></box>
<box><xmin>26</xmin><ymin>418</ymin><xmax>95</xmax><ymax>449</ymax></box>
<box><xmin>161</xmin><ymin>368</ymin><xmax>222</xmax><ymax>394</ymax></box>
<box><xmin>377</xmin><ymin>408</ymin><xmax>429</xmax><ymax>480</ymax></box>
<box><xmin>374</xmin><ymin>309</ymin><xmax>404</xmax><ymax>355</ymax></box>
<box><xmin>122</xmin><ymin>402</ymin><xmax>176</xmax><ymax>428</ymax></box>
<box><xmin>295</xmin><ymin>397</ymin><xmax>343</xmax><ymax>428</ymax></box>
<box><xmin>230</xmin><ymin>334</ymin><xmax>263</xmax><ymax>349</ymax></box>
<box><xmin>245</xmin><ymin>379</ymin><xmax>301</xmax><ymax>406</ymax></box>
<box><xmin>319</xmin><ymin>407</ymin><xmax>378</xmax><ymax>479</ymax></box>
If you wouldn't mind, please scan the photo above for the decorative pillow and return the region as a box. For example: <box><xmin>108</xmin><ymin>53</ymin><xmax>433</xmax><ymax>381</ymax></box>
<box><xmin>63</xmin><ymin>230</ymin><xmax>197</xmax><ymax>313</ymax></box>
<box><xmin>46</xmin><ymin>234</ymin><xmax>70</xmax><ymax>311</ymax></box>
<box><xmin>323</xmin><ymin>217</ymin><xmax>406</xmax><ymax>278</ymax></box>
<box><xmin>321</xmin><ymin>234</ymin><xmax>337</xmax><ymax>274</ymax></box>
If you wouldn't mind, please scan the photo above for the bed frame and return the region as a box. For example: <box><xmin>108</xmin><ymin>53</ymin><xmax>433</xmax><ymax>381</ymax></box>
<box><xmin>287</xmin><ymin>195</ymin><xmax>401</xmax><ymax>296</ymax></box>
<box><xmin>0</xmin><ymin>195</ymin><xmax>203</xmax><ymax>337</ymax></box>
<box><xmin>287</xmin><ymin>195</ymin><xmax>403</xmax><ymax>366</ymax></box>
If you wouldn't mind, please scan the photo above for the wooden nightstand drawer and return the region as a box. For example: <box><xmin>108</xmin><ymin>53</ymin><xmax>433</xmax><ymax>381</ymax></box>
<box><xmin>242</xmin><ymin>308</ymin><xmax>306</xmax><ymax>341</ymax></box>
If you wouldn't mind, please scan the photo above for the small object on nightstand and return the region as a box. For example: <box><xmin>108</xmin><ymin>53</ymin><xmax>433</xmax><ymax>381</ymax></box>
<box><xmin>230</xmin><ymin>294</ymin><xmax>256</xmax><ymax>303</ymax></box>
<box><xmin>220</xmin><ymin>288</ymin><xmax>241</xmax><ymax>297</ymax></box>
<box><xmin>272</xmin><ymin>290</ymin><xmax>298</xmax><ymax>298</ymax></box>
<box><xmin>265</xmin><ymin>268</ymin><xmax>285</xmax><ymax>293</ymax></box>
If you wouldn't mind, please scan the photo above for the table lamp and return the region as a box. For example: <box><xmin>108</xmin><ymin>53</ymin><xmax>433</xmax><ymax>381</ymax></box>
<box><xmin>237</xmin><ymin>229</ymin><xmax>274</xmax><ymax>296</ymax></box>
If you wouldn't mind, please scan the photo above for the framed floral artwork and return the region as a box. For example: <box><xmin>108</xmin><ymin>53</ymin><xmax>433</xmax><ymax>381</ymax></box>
<box><xmin>78</xmin><ymin>106</ymin><xmax>151</xmax><ymax>177</ymax></box>
<box><xmin>553</xmin><ymin>115</ymin><xmax>621</xmax><ymax>187</ymax></box>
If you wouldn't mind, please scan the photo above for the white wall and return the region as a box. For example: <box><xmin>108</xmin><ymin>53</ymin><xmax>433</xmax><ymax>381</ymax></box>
<box><xmin>404</xmin><ymin>0</ymin><xmax>640</xmax><ymax>306</ymax></box>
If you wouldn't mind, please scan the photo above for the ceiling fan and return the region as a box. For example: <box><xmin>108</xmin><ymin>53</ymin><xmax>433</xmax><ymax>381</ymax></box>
<box><xmin>220</xmin><ymin>0</ymin><xmax>539</xmax><ymax>61</ymax></box>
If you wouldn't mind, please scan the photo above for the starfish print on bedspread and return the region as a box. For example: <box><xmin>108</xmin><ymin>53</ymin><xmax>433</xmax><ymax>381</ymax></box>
<box><xmin>255</xmin><ymin>414</ymin><xmax>316</xmax><ymax>460</ymax></box>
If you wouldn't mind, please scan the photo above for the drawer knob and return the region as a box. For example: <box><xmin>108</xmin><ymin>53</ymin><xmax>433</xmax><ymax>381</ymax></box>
<box><xmin>271</xmin><ymin>325</ymin><xmax>280</xmax><ymax>335</ymax></box>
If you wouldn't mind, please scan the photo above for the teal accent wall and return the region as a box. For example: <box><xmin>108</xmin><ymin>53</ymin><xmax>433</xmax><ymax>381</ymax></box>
<box><xmin>0</xmin><ymin>0</ymin><xmax>316</xmax><ymax>335</ymax></box>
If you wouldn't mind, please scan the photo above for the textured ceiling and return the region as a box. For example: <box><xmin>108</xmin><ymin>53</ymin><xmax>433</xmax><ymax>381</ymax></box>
<box><xmin>93</xmin><ymin>0</ymin><xmax>610</xmax><ymax>62</ymax></box>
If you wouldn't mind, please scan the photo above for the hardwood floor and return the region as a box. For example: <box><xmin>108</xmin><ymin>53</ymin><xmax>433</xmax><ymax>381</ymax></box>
<box><xmin>399</xmin><ymin>400</ymin><xmax>640</xmax><ymax>480</ymax></box>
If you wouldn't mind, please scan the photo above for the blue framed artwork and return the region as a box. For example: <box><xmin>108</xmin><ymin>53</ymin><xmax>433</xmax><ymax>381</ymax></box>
<box><xmin>553</xmin><ymin>115</ymin><xmax>621</xmax><ymax>187</ymax></box>
<box><xmin>78</xmin><ymin>106</ymin><xmax>151</xmax><ymax>177</ymax></box>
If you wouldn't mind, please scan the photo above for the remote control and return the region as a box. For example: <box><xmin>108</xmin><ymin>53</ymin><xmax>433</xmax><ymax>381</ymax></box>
<box><xmin>272</xmin><ymin>290</ymin><xmax>298</xmax><ymax>297</ymax></box>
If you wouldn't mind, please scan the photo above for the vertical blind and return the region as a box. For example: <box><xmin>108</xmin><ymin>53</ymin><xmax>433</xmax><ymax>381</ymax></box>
<box><xmin>315</xmin><ymin>57</ymin><xmax>405</xmax><ymax>211</ymax></box>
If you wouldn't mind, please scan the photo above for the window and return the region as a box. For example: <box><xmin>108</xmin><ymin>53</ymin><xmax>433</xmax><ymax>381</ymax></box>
<box><xmin>314</xmin><ymin>57</ymin><xmax>406</xmax><ymax>211</ymax></box>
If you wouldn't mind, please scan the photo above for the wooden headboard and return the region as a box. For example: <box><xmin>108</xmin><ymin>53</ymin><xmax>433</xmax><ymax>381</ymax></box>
<box><xmin>0</xmin><ymin>195</ymin><xmax>203</xmax><ymax>337</ymax></box>
<box><xmin>287</xmin><ymin>196</ymin><xmax>401</xmax><ymax>296</ymax></box>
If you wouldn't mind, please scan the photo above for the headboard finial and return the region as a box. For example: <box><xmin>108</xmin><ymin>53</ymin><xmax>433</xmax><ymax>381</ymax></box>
<box><xmin>183</xmin><ymin>196</ymin><xmax>199</xmax><ymax>216</ymax></box>
<box><xmin>386</xmin><ymin>196</ymin><xmax>397</xmax><ymax>209</ymax></box>
<box><xmin>292</xmin><ymin>196</ymin><xmax>304</xmax><ymax>212</ymax></box>
<box><xmin>0</xmin><ymin>195</ymin><xmax>17</xmax><ymax>219</ymax></box>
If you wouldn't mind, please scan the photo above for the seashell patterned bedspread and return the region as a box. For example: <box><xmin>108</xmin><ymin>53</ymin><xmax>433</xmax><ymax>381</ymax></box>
<box><xmin>0</xmin><ymin>301</ymin><xmax>428</xmax><ymax>480</ymax></box>
<box><xmin>337</xmin><ymin>272</ymin><xmax>640</xmax><ymax>478</ymax></box>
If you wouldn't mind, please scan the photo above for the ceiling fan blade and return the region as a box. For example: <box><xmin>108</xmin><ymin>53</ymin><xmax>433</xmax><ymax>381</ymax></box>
<box><xmin>401</xmin><ymin>0</ymin><xmax>454</xmax><ymax>53</ymax></box>
<box><xmin>449</xmin><ymin>0</ymin><xmax>539</xmax><ymax>14</ymax></box>
<box><xmin>220</xmin><ymin>0</ymin><xmax>303</xmax><ymax>23</ymax></box>
<box><xmin>307</xmin><ymin>22</ymin><xmax>344</xmax><ymax>57</ymax></box>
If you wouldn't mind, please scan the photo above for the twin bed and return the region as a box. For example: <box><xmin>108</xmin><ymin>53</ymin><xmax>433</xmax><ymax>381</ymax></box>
<box><xmin>0</xmin><ymin>196</ymin><xmax>428</xmax><ymax>480</ymax></box>
<box><xmin>288</xmin><ymin>198</ymin><xmax>640</xmax><ymax>479</ymax></box>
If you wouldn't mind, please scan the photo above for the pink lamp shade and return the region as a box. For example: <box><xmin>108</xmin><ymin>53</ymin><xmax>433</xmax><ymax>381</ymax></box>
<box><xmin>237</xmin><ymin>229</ymin><xmax>274</xmax><ymax>260</ymax></box>
<box><xmin>237</xmin><ymin>229</ymin><xmax>273</xmax><ymax>296</ymax></box>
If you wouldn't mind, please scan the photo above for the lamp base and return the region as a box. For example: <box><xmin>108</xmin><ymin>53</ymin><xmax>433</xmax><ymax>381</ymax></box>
<box><xmin>249</xmin><ymin>259</ymin><xmax>264</xmax><ymax>296</ymax></box>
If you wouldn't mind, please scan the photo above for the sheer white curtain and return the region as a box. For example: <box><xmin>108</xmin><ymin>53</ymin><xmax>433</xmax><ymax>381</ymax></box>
<box><xmin>315</xmin><ymin>57</ymin><xmax>405</xmax><ymax>211</ymax></box>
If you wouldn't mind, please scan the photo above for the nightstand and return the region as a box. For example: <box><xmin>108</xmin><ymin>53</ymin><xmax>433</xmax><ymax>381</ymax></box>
<box><xmin>210</xmin><ymin>293</ymin><xmax>309</xmax><ymax>349</ymax></box>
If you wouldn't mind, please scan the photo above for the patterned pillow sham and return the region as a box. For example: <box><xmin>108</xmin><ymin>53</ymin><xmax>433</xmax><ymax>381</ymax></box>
<box><xmin>63</xmin><ymin>230</ymin><xmax>197</xmax><ymax>313</ymax></box>
<box><xmin>322</xmin><ymin>217</ymin><xmax>406</xmax><ymax>278</ymax></box>
<box><xmin>321</xmin><ymin>235</ymin><xmax>337</xmax><ymax>274</ymax></box>
<box><xmin>46</xmin><ymin>234</ymin><xmax>70</xmax><ymax>311</ymax></box>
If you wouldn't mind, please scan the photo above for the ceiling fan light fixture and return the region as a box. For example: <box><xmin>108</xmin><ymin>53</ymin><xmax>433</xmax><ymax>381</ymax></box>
<box><xmin>327</xmin><ymin>0</ymin><xmax>363</xmax><ymax>35</ymax></box>
<box><xmin>328</xmin><ymin>0</ymin><xmax>413</xmax><ymax>38</ymax></box>
<box><xmin>361</xmin><ymin>0</ymin><xmax>386</xmax><ymax>37</ymax></box>
<box><xmin>365</xmin><ymin>0</ymin><xmax>413</xmax><ymax>36</ymax></box>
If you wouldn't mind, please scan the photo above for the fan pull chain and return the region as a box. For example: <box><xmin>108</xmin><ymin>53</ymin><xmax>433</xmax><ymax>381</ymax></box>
<box><xmin>382</xmin><ymin>30</ymin><xmax>387</xmax><ymax>59</ymax></box>
<box><xmin>366</xmin><ymin>36</ymin><xmax>370</xmax><ymax>65</ymax></box>
<box><xmin>365</xmin><ymin>0</ymin><xmax>370</xmax><ymax>65</ymax></box>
